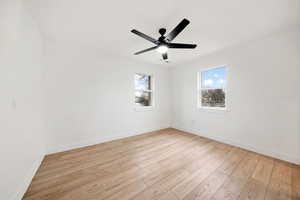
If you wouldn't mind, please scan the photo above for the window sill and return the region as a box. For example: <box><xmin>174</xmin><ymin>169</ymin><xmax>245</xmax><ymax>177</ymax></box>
<box><xmin>197</xmin><ymin>106</ymin><xmax>230</xmax><ymax>112</ymax></box>
<box><xmin>134</xmin><ymin>106</ymin><xmax>154</xmax><ymax>112</ymax></box>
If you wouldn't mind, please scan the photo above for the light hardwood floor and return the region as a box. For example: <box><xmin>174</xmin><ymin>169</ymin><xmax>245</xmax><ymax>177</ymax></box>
<box><xmin>23</xmin><ymin>128</ymin><xmax>300</xmax><ymax>200</ymax></box>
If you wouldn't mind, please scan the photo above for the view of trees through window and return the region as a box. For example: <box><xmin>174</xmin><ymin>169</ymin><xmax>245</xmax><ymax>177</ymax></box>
<box><xmin>134</xmin><ymin>73</ymin><xmax>152</xmax><ymax>106</ymax></box>
<box><xmin>200</xmin><ymin>66</ymin><xmax>227</xmax><ymax>108</ymax></box>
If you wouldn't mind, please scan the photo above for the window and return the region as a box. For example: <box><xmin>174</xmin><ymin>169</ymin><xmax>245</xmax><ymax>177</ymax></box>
<box><xmin>134</xmin><ymin>73</ymin><xmax>153</xmax><ymax>107</ymax></box>
<box><xmin>198</xmin><ymin>66</ymin><xmax>228</xmax><ymax>109</ymax></box>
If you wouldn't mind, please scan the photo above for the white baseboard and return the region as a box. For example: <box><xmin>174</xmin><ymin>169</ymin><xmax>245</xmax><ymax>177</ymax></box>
<box><xmin>12</xmin><ymin>154</ymin><xmax>45</xmax><ymax>200</ymax></box>
<box><xmin>172</xmin><ymin>126</ymin><xmax>300</xmax><ymax>165</ymax></box>
<box><xmin>47</xmin><ymin>126</ymin><xmax>171</xmax><ymax>155</ymax></box>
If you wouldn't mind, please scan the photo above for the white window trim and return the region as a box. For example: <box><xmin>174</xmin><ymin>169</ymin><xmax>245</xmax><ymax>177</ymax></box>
<box><xmin>197</xmin><ymin>66</ymin><xmax>229</xmax><ymax>111</ymax></box>
<box><xmin>134</xmin><ymin>73</ymin><xmax>155</xmax><ymax>111</ymax></box>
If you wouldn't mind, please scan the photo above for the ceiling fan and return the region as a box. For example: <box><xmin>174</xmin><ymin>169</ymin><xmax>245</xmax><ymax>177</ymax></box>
<box><xmin>131</xmin><ymin>18</ymin><xmax>197</xmax><ymax>61</ymax></box>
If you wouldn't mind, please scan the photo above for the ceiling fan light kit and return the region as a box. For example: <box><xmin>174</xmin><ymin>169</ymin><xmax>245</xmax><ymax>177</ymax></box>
<box><xmin>156</xmin><ymin>45</ymin><xmax>168</xmax><ymax>54</ymax></box>
<box><xmin>131</xmin><ymin>18</ymin><xmax>197</xmax><ymax>61</ymax></box>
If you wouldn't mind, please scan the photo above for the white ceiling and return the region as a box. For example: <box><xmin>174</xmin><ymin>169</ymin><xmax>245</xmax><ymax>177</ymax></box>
<box><xmin>27</xmin><ymin>0</ymin><xmax>300</xmax><ymax>65</ymax></box>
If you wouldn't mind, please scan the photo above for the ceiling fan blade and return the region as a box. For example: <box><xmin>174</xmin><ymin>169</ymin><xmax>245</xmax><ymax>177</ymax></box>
<box><xmin>162</xmin><ymin>52</ymin><xmax>168</xmax><ymax>60</ymax></box>
<box><xmin>131</xmin><ymin>29</ymin><xmax>159</xmax><ymax>45</ymax></box>
<box><xmin>166</xmin><ymin>19</ymin><xmax>190</xmax><ymax>41</ymax></box>
<box><xmin>134</xmin><ymin>46</ymin><xmax>157</xmax><ymax>55</ymax></box>
<box><xmin>168</xmin><ymin>43</ymin><xmax>197</xmax><ymax>49</ymax></box>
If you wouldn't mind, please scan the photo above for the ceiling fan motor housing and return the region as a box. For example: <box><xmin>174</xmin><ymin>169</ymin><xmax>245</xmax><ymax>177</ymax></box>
<box><xmin>159</xmin><ymin>28</ymin><xmax>166</xmax><ymax>36</ymax></box>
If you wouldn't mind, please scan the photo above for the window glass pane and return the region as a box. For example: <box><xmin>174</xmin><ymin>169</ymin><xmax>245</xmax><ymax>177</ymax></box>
<box><xmin>201</xmin><ymin>89</ymin><xmax>225</xmax><ymax>108</ymax></box>
<box><xmin>135</xmin><ymin>91</ymin><xmax>152</xmax><ymax>106</ymax></box>
<box><xmin>134</xmin><ymin>74</ymin><xmax>151</xmax><ymax>90</ymax></box>
<box><xmin>201</xmin><ymin>67</ymin><xmax>227</xmax><ymax>89</ymax></box>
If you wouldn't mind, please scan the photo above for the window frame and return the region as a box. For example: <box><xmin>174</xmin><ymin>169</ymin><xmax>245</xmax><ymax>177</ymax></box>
<box><xmin>197</xmin><ymin>66</ymin><xmax>228</xmax><ymax>111</ymax></box>
<box><xmin>134</xmin><ymin>73</ymin><xmax>155</xmax><ymax>111</ymax></box>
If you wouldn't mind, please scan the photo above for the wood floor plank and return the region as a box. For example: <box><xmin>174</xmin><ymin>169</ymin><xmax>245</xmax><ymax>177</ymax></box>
<box><xmin>231</xmin><ymin>152</ymin><xmax>260</xmax><ymax>179</ymax></box>
<box><xmin>99</xmin><ymin>179</ymin><xmax>147</xmax><ymax>200</ymax></box>
<box><xmin>251</xmin><ymin>156</ymin><xmax>274</xmax><ymax>185</ymax></box>
<box><xmin>215</xmin><ymin>148</ymin><xmax>247</xmax><ymax>175</ymax></box>
<box><xmin>210</xmin><ymin>176</ymin><xmax>248</xmax><ymax>200</ymax></box>
<box><xmin>270</xmin><ymin>160</ymin><xmax>292</xmax><ymax>185</ymax></box>
<box><xmin>265</xmin><ymin>180</ymin><xmax>292</xmax><ymax>200</ymax></box>
<box><xmin>22</xmin><ymin>128</ymin><xmax>300</xmax><ymax>200</ymax></box>
<box><xmin>172</xmin><ymin>147</ymin><xmax>233</xmax><ymax>199</ymax></box>
<box><xmin>238</xmin><ymin>179</ymin><xmax>267</xmax><ymax>200</ymax></box>
<box><xmin>265</xmin><ymin>158</ymin><xmax>293</xmax><ymax>200</ymax></box>
<box><xmin>208</xmin><ymin>150</ymin><xmax>260</xmax><ymax>200</ymax></box>
<box><xmin>292</xmin><ymin>166</ymin><xmax>300</xmax><ymax>200</ymax></box>
<box><xmin>130</xmin><ymin>184</ymin><xmax>167</xmax><ymax>200</ymax></box>
<box><xmin>292</xmin><ymin>167</ymin><xmax>300</xmax><ymax>188</ymax></box>
<box><xmin>292</xmin><ymin>186</ymin><xmax>300</xmax><ymax>200</ymax></box>
<box><xmin>158</xmin><ymin>169</ymin><xmax>191</xmax><ymax>191</ymax></box>
<box><xmin>182</xmin><ymin>171</ymin><xmax>228</xmax><ymax>200</ymax></box>
<box><xmin>157</xmin><ymin>191</ymin><xmax>179</xmax><ymax>200</ymax></box>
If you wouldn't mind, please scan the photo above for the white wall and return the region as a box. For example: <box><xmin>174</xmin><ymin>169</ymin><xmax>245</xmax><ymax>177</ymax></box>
<box><xmin>0</xmin><ymin>0</ymin><xmax>46</xmax><ymax>199</ymax></box>
<box><xmin>171</xmin><ymin>27</ymin><xmax>300</xmax><ymax>164</ymax></box>
<box><xmin>44</xmin><ymin>41</ymin><xmax>171</xmax><ymax>154</ymax></box>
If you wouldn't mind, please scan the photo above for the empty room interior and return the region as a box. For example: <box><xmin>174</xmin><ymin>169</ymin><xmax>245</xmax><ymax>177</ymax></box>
<box><xmin>1</xmin><ymin>0</ymin><xmax>300</xmax><ymax>199</ymax></box>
